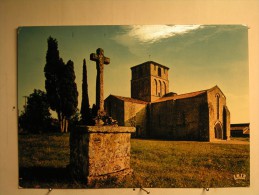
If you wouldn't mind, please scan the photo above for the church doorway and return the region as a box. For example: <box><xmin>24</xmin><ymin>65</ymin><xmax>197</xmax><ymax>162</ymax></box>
<box><xmin>214</xmin><ymin>122</ymin><xmax>223</xmax><ymax>139</ymax></box>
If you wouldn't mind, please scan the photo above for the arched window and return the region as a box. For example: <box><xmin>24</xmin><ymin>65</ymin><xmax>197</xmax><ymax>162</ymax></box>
<box><xmin>158</xmin><ymin>67</ymin><xmax>161</xmax><ymax>77</ymax></box>
<box><xmin>154</xmin><ymin>79</ymin><xmax>158</xmax><ymax>96</ymax></box>
<box><xmin>159</xmin><ymin>80</ymin><xmax>162</xmax><ymax>97</ymax></box>
<box><xmin>163</xmin><ymin>81</ymin><xmax>166</xmax><ymax>95</ymax></box>
<box><xmin>216</xmin><ymin>94</ymin><xmax>220</xmax><ymax>120</ymax></box>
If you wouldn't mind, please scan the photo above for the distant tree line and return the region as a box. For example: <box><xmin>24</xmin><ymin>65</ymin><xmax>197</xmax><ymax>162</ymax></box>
<box><xmin>19</xmin><ymin>89</ymin><xmax>52</xmax><ymax>133</ymax></box>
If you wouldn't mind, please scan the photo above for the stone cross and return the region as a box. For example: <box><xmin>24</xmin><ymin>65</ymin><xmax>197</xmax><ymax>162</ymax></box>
<box><xmin>90</xmin><ymin>48</ymin><xmax>110</xmax><ymax>115</ymax></box>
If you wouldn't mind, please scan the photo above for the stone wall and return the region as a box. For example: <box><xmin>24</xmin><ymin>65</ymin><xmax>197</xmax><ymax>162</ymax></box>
<box><xmin>150</xmin><ymin>76</ymin><xmax>169</xmax><ymax>102</ymax></box>
<box><xmin>207</xmin><ymin>86</ymin><xmax>230</xmax><ymax>141</ymax></box>
<box><xmin>104</xmin><ymin>96</ymin><xmax>124</xmax><ymax>126</ymax></box>
<box><xmin>150</xmin><ymin>62</ymin><xmax>169</xmax><ymax>80</ymax></box>
<box><xmin>150</xmin><ymin>94</ymin><xmax>209</xmax><ymax>141</ymax></box>
<box><xmin>224</xmin><ymin>106</ymin><xmax>231</xmax><ymax>139</ymax></box>
<box><xmin>131</xmin><ymin>62</ymin><xmax>150</xmax><ymax>80</ymax></box>
<box><xmin>70</xmin><ymin>126</ymin><xmax>135</xmax><ymax>186</ymax></box>
<box><xmin>147</xmin><ymin>86</ymin><xmax>230</xmax><ymax>141</ymax></box>
<box><xmin>150</xmin><ymin>62</ymin><xmax>169</xmax><ymax>101</ymax></box>
<box><xmin>124</xmin><ymin>101</ymin><xmax>147</xmax><ymax>137</ymax></box>
<box><xmin>131</xmin><ymin>62</ymin><xmax>151</xmax><ymax>102</ymax></box>
<box><xmin>131</xmin><ymin>77</ymin><xmax>151</xmax><ymax>102</ymax></box>
<box><xmin>105</xmin><ymin>96</ymin><xmax>148</xmax><ymax>137</ymax></box>
<box><xmin>131</xmin><ymin>61</ymin><xmax>169</xmax><ymax>102</ymax></box>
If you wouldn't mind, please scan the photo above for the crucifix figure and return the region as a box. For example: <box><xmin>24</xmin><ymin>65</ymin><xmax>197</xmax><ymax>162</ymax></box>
<box><xmin>90</xmin><ymin>48</ymin><xmax>110</xmax><ymax>116</ymax></box>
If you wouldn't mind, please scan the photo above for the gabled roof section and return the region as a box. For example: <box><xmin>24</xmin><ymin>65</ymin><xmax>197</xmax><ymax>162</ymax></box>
<box><xmin>154</xmin><ymin>85</ymin><xmax>226</xmax><ymax>103</ymax></box>
<box><xmin>108</xmin><ymin>95</ymin><xmax>149</xmax><ymax>104</ymax></box>
<box><xmin>207</xmin><ymin>85</ymin><xmax>226</xmax><ymax>98</ymax></box>
<box><xmin>131</xmin><ymin>61</ymin><xmax>169</xmax><ymax>70</ymax></box>
<box><xmin>154</xmin><ymin>89</ymin><xmax>207</xmax><ymax>103</ymax></box>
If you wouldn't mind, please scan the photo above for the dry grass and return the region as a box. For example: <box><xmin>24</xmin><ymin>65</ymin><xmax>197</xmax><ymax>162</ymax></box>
<box><xmin>129</xmin><ymin>139</ymin><xmax>249</xmax><ymax>188</ymax></box>
<box><xmin>18</xmin><ymin>133</ymin><xmax>249</xmax><ymax>188</ymax></box>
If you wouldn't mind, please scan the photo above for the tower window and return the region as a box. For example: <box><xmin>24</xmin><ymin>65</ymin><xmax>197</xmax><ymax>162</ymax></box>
<box><xmin>216</xmin><ymin>94</ymin><xmax>220</xmax><ymax>120</ymax></box>
<box><xmin>154</xmin><ymin>79</ymin><xmax>158</xmax><ymax>96</ymax></box>
<box><xmin>163</xmin><ymin>81</ymin><xmax>166</xmax><ymax>95</ymax></box>
<box><xmin>159</xmin><ymin>80</ymin><xmax>162</xmax><ymax>97</ymax></box>
<box><xmin>158</xmin><ymin>67</ymin><xmax>161</xmax><ymax>77</ymax></box>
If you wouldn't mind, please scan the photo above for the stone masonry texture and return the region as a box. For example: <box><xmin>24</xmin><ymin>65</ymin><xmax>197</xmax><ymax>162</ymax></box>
<box><xmin>70</xmin><ymin>126</ymin><xmax>135</xmax><ymax>185</ymax></box>
<box><xmin>104</xmin><ymin>61</ymin><xmax>231</xmax><ymax>141</ymax></box>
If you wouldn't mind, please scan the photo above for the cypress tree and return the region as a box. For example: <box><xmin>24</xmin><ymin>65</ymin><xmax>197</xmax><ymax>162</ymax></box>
<box><xmin>44</xmin><ymin>36</ymin><xmax>63</xmax><ymax>131</ymax></box>
<box><xmin>80</xmin><ymin>59</ymin><xmax>91</xmax><ymax>125</ymax></box>
<box><xmin>59</xmin><ymin>60</ymin><xmax>78</xmax><ymax>132</ymax></box>
<box><xmin>44</xmin><ymin>36</ymin><xmax>78</xmax><ymax>132</ymax></box>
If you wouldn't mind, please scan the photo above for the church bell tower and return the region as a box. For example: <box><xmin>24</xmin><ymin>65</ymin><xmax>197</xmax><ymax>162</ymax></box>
<box><xmin>131</xmin><ymin>61</ymin><xmax>169</xmax><ymax>102</ymax></box>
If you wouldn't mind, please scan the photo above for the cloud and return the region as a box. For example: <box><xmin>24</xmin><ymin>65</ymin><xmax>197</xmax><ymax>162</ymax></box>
<box><xmin>125</xmin><ymin>25</ymin><xmax>203</xmax><ymax>43</ymax></box>
<box><xmin>112</xmin><ymin>25</ymin><xmax>203</xmax><ymax>57</ymax></box>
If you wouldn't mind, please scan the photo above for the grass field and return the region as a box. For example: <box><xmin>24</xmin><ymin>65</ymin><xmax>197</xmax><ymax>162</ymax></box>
<box><xmin>18</xmin><ymin>133</ymin><xmax>250</xmax><ymax>188</ymax></box>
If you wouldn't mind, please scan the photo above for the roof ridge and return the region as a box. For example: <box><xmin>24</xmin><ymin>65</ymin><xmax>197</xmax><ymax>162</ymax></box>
<box><xmin>131</xmin><ymin>61</ymin><xmax>169</xmax><ymax>70</ymax></box>
<box><xmin>109</xmin><ymin>94</ymin><xmax>148</xmax><ymax>104</ymax></box>
<box><xmin>154</xmin><ymin>89</ymin><xmax>207</xmax><ymax>103</ymax></box>
<box><xmin>207</xmin><ymin>85</ymin><xmax>226</xmax><ymax>98</ymax></box>
<box><xmin>176</xmin><ymin>89</ymin><xmax>207</xmax><ymax>96</ymax></box>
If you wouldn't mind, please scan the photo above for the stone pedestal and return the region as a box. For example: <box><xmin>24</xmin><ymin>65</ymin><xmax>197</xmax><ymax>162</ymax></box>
<box><xmin>70</xmin><ymin>126</ymin><xmax>135</xmax><ymax>186</ymax></box>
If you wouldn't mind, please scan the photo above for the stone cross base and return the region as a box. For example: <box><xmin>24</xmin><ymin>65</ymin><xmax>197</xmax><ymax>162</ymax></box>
<box><xmin>87</xmin><ymin>168</ymin><xmax>133</xmax><ymax>185</ymax></box>
<box><xmin>70</xmin><ymin>126</ymin><xmax>136</xmax><ymax>186</ymax></box>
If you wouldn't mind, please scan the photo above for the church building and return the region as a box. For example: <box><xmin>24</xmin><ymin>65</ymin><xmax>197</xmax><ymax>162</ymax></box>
<box><xmin>104</xmin><ymin>61</ymin><xmax>230</xmax><ymax>141</ymax></box>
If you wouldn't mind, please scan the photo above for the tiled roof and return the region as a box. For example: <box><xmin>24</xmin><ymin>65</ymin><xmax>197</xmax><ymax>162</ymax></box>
<box><xmin>109</xmin><ymin>86</ymin><xmax>224</xmax><ymax>104</ymax></box>
<box><xmin>154</xmin><ymin>90</ymin><xmax>207</xmax><ymax>103</ymax></box>
<box><xmin>110</xmin><ymin>95</ymin><xmax>149</xmax><ymax>104</ymax></box>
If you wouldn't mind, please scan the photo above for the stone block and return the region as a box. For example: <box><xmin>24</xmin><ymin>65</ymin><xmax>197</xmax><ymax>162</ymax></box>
<box><xmin>70</xmin><ymin>125</ymin><xmax>135</xmax><ymax>186</ymax></box>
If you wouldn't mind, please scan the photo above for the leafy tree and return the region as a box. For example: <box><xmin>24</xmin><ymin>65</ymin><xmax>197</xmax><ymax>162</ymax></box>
<box><xmin>59</xmin><ymin>60</ymin><xmax>78</xmax><ymax>132</ymax></box>
<box><xmin>44</xmin><ymin>37</ymin><xmax>62</xmax><ymax>130</ymax></box>
<box><xmin>70</xmin><ymin>108</ymin><xmax>80</xmax><ymax>127</ymax></box>
<box><xmin>44</xmin><ymin>36</ymin><xmax>78</xmax><ymax>132</ymax></box>
<box><xmin>18</xmin><ymin>89</ymin><xmax>51</xmax><ymax>133</ymax></box>
<box><xmin>80</xmin><ymin>59</ymin><xmax>91</xmax><ymax>125</ymax></box>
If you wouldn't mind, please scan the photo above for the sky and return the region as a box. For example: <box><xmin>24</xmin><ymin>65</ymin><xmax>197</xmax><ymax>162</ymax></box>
<box><xmin>18</xmin><ymin>25</ymin><xmax>249</xmax><ymax>123</ymax></box>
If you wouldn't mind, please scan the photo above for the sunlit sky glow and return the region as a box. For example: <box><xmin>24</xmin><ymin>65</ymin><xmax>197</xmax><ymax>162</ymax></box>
<box><xmin>127</xmin><ymin>25</ymin><xmax>203</xmax><ymax>43</ymax></box>
<box><xmin>18</xmin><ymin>25</ymin><xmax>249</xmax><ymax>123</ymax></box>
